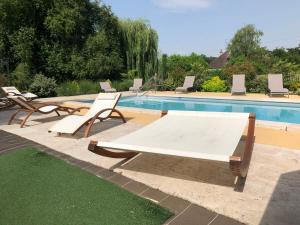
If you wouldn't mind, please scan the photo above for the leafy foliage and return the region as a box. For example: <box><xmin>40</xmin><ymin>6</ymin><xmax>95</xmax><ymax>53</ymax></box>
<box><xmin>227</xmin><ymin>24</ymin><xmax>263</xmax><ymax>59</ymax></box>
<box><xmin>11</xmin><ymin>63</ymin><xmax>31</xmax><ymax>90</ymax></box>
<box><xmin>112</xmin><ymin>79</ymin><xmax>133</xmax><ymax>91</ymax></box>
<box><xmin>247</xmin><ymin>75</ymin><xmax>268</xmax><ymax>93</ymax></box>
<box><xmin>0</xmin><ymin>0</ymin><xmax>159</xmax><ymax>91</ymax></box>
<box><xmin>120</xmin><ymin>19</ymin><xmax>158</xmax><ymax>80</ymax></box>
<box><xmin>56</xmin><ymin>80</ymin><xmax>99</xmax><ymax>96</ymax></box>
<box><xmin>29</xmin><ymin>74</ymin><xmax>57</xmax><ymax>97</ymax></box>
<box><xmin>201</xmin><ymin>76</ymin><xmax>227</xmax><ymax>92</ymax></box>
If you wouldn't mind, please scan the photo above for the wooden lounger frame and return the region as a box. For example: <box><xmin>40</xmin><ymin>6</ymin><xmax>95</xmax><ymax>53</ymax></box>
<box><xmin>88</xmin><ymin>110</ymin><xmax>256</xmax><ymax>178</ymax></box>
<box><xmin>48</xmin><ymin>93</ymin><xmax>126</xmax><ymax>138</ymax></box>
<box><xmin>64</xmin><ymin>106</ymin><xmax>126</xmax><ymax>138</ymax></box>
<box><xmin>8</xmin><ymin>99</ymin><xmax>75</xmax><ymax>128</ymax></box>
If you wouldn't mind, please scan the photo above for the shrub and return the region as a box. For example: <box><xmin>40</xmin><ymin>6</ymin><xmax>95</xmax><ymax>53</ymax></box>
<box><xmin>56</xmin><ymin>81</ymin><xmax>80</xmax><ymax>96</ymax></box>
<box><xmin>127</xmin><ymin>70</ymin><xmax>138</xmax><ymax>79</ymax></box>
<box><xmin>248</xmin><ymin>75</ymin><xmax>268</xmax><ymax>93</ymax></box>
<box><xmin>112</xmin><ymin>79</ymin><xmax>133</xmax><ymax>91</ymax></box>
<box><xmin>11</xmin><ymin>63</ymin><xmax>31</xmax><ymax>90</ymax></box>
<box><xmin>29</xmin><ymin>74</ymin><xmax>57</xmax><ymax>97</ymax></box>
<box><xmin>77</xmin><ymin>80</ymin><xmax>99</xmax><ymax>94</ymax></box>
<box><xmin>223</xmin><ymin>61</ymin><xmax>256</xmax><ymax>84</ymax></box>
<box><xmin>0</xmin><ymin>74</ymin><xmax>9</xmax><ymax>97</ymax></box>
<box><xmin>56</xmin><ymin>80</ymin><xmax>99</xmax><ymax>96</ymax></box>
<box><xmin>201</xmin><ymin>76</ymin><xmax>227</xmax><ymax>92</ymax></box>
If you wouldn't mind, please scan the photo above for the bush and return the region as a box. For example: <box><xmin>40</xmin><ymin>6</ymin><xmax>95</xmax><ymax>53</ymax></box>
<box><xmin>56</xmin><ymin>80</ymin><xmax>99</xmax><ymax>96</ymax></box>
<box><xmin>223</xmin><ymin>61</ymin><xmax>256</xmax><ymax>83</ymax></box>
<box><xmin>11</xmin><ymin>63</ymin><xmax>31</xmax><ymax>90</ymax></box>
<box><xmin>56</xmin><ymin>81</ymin><xmax>80</xmax><ymax>96</ymax></box>
<box><xmin>77</xmin><ymin>80</ymin><xmax>99</xmax><ymax>94</ymax></box>
<box><xmin>111</xmin><ymin>79</ymin><xmax>133</xmax><ymax>91</ymax></box>
<box><xmin>0</xmin><ymin>74</ymin><xmax>9</xmax><ymax>97</ymax></box>
<box><xmin>248</xmin><ymin>75</ymin><xmax>268</xmax><ymax>93</ymax></box>
<box><xmin>201</xmin><ymin>76</ymin><xmax>227</xmax><ymax>92</ymax></box>
<box><xmin>29</xmin><ymin>74</ymin><xmax>57</xmax><ymax>97</ymax></box>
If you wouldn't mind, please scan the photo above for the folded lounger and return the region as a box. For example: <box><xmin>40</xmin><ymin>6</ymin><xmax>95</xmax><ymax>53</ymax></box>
<box><xmin>129</xmin><ymin>78</ymin><xmax>143</xmax><ymax>92</ymax></box>
<box><xmin>2</xmin><ymin>86</ymin><xmax>38</xmax><ymax>100</ymax></box>
<box><xmin>231</xmin><ymin>74</ymin><xmax>246</xmax><ymax>95</ymax></box>
<box><xmin>89</xmin><ymin>110</ymin><xmax>256</xmax><ymax>178</ymax></box>
<box><xmin>100</xmin><ymin>82</ymin><xmax>117</xmax><ymax>93</ymax></box>
<box><xmin>175</xmin><ymin>76</ymin><xmax>195</xmax><ymax>93</ymax></box>
<box><xmin>49</xmin><ymin>93</ymin><xmax>125</xmax><ymax>138</ymax></box>
<box><xmin>268</xmin><ymin>74</ymin><xmax>289</xmax><ymax>97</ymax></box>
<box><xmin>7</xmin><ymin>96</ymin><xmax>74</xmax><ymax>127</ymax></box>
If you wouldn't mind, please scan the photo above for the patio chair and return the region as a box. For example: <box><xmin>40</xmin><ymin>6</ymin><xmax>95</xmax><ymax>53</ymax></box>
<box><xmin>129</xmin><ymin>78</ymin><xmax>143</xmax><ymax>92</ymax></box>
<box><xmin>175</xmin><ymin>76</ymin><xmax>195</xmax><ymax>93</ymax></box>
<box><xmin>7</xmin><ymin>96</ymin><xmax>75</xmax><ymax>128</ymax></box>
<box><xmin>100</xmin><ymin>82</ymin><xmax>117</xmax><ymax>93</ymax></box>
<box><xmin>231</xmin><ymin>74</ymin><xmax>246</xmax><ymax>95</ymax></box>
<box><xmin>88</xmin><ymin>110</ymin><xmax>256</xmax><ymax>180</ymax></box>
<box><xmin>2</xmin><ymin>86</ymin><xmax>38</xmax><ymax>100</ymax></box>
<box><xmin>49</xmin><ymin>93</ymin><xmax>125</xmax><ymax>138</ymax></box>
<box><xmin>268</xmin><ymin>74</ymin><xmax>289</xmax><ymax>97</ymax></box>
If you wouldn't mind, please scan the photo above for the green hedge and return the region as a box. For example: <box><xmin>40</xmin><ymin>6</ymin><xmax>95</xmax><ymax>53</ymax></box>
<box><xmin>56</xmin><ymin>80</ymin><xmax>100</xmax><ymax>96</ymax></box>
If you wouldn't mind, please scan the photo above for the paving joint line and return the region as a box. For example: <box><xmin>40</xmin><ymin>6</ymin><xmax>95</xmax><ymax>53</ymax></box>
<box><xmin>207</xmin><ymin>214</ymin><xmax>219</xmax><ymax>225</ymax></box>
<box><xmin>164</xmin><ymin>202</ymin><xmax>192</xmax><ymax>225</ymax></box>
<box><xmin>121</xmin><ymin>180</ymin><xmax>132</xmax><ymax>187</ymax></box>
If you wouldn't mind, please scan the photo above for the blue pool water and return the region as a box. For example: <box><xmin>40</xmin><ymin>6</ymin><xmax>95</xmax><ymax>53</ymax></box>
<box><xmin>81</xmin><ymin>96</ymin><xmax>300</xmax><ymax>124</ymax></box>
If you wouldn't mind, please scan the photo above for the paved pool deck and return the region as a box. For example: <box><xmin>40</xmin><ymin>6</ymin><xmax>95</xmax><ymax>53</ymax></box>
<box><xmin>1</xmin><ymin>92</ymin><xmax>300</xmax><ymax>225</ymax></box>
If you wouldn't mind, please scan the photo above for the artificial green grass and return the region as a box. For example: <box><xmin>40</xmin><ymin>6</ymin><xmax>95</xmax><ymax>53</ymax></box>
<box><xmin>0</xmin><ymin>148</ymin><xmax>173</xmax><ymax>225</ymax></box>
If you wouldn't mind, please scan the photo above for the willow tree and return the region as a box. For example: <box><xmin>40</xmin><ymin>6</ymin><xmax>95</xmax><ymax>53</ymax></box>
<box><xmin>120</xmin><ymin>19</ymin><xmax>158</xmax><ymax>80</ymax></box>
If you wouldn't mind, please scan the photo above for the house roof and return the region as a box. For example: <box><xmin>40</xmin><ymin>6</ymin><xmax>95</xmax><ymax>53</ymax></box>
<box><xmin>209</xmin><ymin>51</ymin><xmax>229</xmax><ymax>69</ymax></box>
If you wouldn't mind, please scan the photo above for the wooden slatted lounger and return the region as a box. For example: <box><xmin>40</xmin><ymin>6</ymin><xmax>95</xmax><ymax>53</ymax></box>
<box><xmin>49</xmin><ymin>93</ymin><xmax>125</xmax><ymax>138</ymax></box>
<box><xmin>7</xmin><ymin>96</ymin><xmax>75</xmax><ymax>128</ymax></box>
<box><xmin>88</xmin><ymin>110</ymin><xmax>256</xmax><ymax>179</ymax></box>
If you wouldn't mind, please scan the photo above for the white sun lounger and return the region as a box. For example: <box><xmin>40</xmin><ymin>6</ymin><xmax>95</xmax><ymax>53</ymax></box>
<box><xmin>2</xmin><ymin>86</ymin><xmax>38</xmax><ymax>100</ymax></box>
<box><xmin>231</xmin><ymin>74</ymin><xmax>246</xmax><ymax>95</ymax></box>
<box><xmin>49</xmin><ymin>93</ymin><xmax>125</xmax><ymax>138</ymax></box>
<box><xmin>89</xmin><ymin>110</ymin><xmax>256</xmax><ymax>178</ymax></box>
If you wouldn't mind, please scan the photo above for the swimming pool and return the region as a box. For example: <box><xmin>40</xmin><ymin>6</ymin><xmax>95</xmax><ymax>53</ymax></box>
<box><xmin>81</xmin><ymin>96</ymin><xmax>300</xmax><ymax>124</ymax></box>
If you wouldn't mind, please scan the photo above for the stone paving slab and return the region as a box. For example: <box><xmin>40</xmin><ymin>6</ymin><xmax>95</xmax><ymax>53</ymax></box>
<box><xmin>0</xmin><ymin>130</ymin><xmax>244</xmax><ymax>225</ymax></box>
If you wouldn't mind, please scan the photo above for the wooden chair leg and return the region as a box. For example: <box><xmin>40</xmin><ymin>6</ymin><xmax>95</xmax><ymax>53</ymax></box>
<box><xmin>8</xmin><ymin>109</ymin><xmax>21</xmax><ymax>125</ymax></box>
<box><xmin>230</xmin><ymin>113</ymin><xmax>256</xmax><ymax>178</ymax></box>
<box><xmin>112</xmin><ymin>109</ymin><xmax>126</xmax><ymax>123</ymax></box>
<box><xmin>8</xmin><ymin>109</ymin><xmax>28</xmax><ymax>125</ymax></box>
<box><xmin>20</xmin><ymin>111</ymin><xmax>34</xmax><ymax>128</ymax></box>
<box><xmin>84</xmin><ymin>120</ymin><xmax>94</xmax><ymax>138</ymax></box>
<box><xmin>55</xmin><ymin>110</ymin><xmax>60</xmax><ymax>116</ymax></box>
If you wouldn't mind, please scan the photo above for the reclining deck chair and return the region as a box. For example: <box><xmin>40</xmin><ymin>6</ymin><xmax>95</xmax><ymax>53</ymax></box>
<box><xmin>175</xmin><ymin>76</ymin><xmax>195</xmax><ymax>93</ymax></box>
<box><xmin>268</xmin><ymin>74</ymin><xmax>289</xmax><ymax>97</ymax></box>
<box><xmin>129</xmin><ymin>79</ymin><xmax>143</xmax><ymax>92</ymax></box>
<box><xmin>231</xmin><ymin>74</ymin><xmax>246</xmax><ymax>95</ymax></box>
<box><xmin>49</xmin><ymin>93</ymin><xmax>125</xmax><ymax>138</ymax></box>
<box><xmin>88</xmin><ymin>110</ymin><xmax>256</xmax><ymax>179</ymax></box>
<box><xmin>7</xmin><ymin>96</ymin><xmax>74</xmax><ymax>127</ymax></box>
<box><xmin>100</xmin><ymin>82</ymin><xmax>117</xmax><ymax>93</ymax></box>
<box><xmin>2</xmin><ymin>86</ymin><xmax>38</xmax><ymax>100</ymax></box>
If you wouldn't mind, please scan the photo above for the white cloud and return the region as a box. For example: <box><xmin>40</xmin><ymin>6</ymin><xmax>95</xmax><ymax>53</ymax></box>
<box><xmin>153</xmin><ymin>0</ymin><xmax>212</xmax><ymax>11</ymax></box>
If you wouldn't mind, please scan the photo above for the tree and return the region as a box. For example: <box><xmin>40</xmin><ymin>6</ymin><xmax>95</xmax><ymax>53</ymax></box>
<box><xmin>227</xmin><ymin>24</ymin><xmax>263</xmax><ymax>59</ymax></box>
<box><xmin>161</xmin><ymin>54</ymin><xmax>167</xmax><ymax>80</ymax></box>
<box><xmin>120</xmin><ymin>19</ymin><xmax>158</xmax><ymax>80</ymax></box>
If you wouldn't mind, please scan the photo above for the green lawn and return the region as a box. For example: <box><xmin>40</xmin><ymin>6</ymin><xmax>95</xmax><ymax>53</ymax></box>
<box><xmin>0</xmin><ymin>149</ymin><xmax>172</xmax><ymax>225</ymax></box>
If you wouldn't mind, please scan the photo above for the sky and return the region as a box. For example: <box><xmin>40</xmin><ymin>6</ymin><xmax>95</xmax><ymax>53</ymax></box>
<box><xmin>102</xmin><ymin>0</ymin><xmax>300</xmax><ymax>57</ymax></box>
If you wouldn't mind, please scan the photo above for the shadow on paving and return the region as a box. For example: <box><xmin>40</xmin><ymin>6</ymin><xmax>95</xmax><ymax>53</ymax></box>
<box><xmin>260</xmin><ymin>170</ymin><xmax>300</xmax><ymax>225</ymax></box>
<box><xmin>118</xmin><ymin>137</ymin><xmax>250</xmax><ymax>189</ymax></box>
<box><xmin>51</xmin><ymin>118</ymin><xmax>134</xmax><ymax>139</ymax></box>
